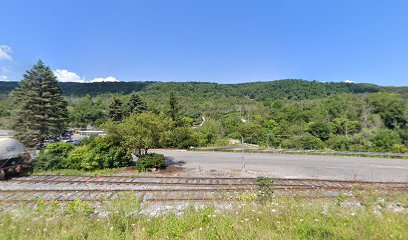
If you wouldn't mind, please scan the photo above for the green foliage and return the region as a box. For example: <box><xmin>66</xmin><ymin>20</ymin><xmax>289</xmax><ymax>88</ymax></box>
<box><xmin>369</xmin><ymin>93</ymin><xmax>407</xmax><ymax>129</ymax></box>
<box><xmin>237</xmin><ymin>192</ymin><xmax>258</xmax><ymax>202</ymax></box>
<box><xmin>70</xmin><ymin>136</ymin><xmax>132</xmax><ymax>171</ymax></box>
<box><xmin>196</xmin><ymin>119</ymin><xmax>223</xmax><ymax>146</ymax></box>
<box><xmin>331</xmin><ymin>117</ymin><xmax>360</xmax><ymax>136</ymax></box>
<box><xmin>3</xmin><ymin>79</ymin><xmax>408</xmax><ymax>153</ymax></box>
<box><xmin>126</xmin><ymin>93</ymin><xmax>147</xmax><ymax>116</ymax></box>
<box><xmin>263</xmin><ymin>119</ymin><xmax>278</xmax><ymax>131</ymax></box>
<box><xmin>282</xmin><ymin>134</ymin><xmax>324</xmax><ymax>150</ymax></box>
<box><xmin>66</xmin><ymin>145</ymin><xmax>91</xmax><ymax>170</ymax></box>
<box><xmin>398</xmin><ymin>127</ymin><xmax>408</xmax><ymax>143</ymax></box>
<box><xmin>0</xmin><ymin>100</ymin><xmax>10</xmax><ymax>117</ymax></box>
<box><xmin>390</xmin><ymin>144</ymin><xmax>408</xmax><ymax>153</ymax></box>
<box><xmin>136</xmin><ymin>153</ymin><xmax>166</xmax><ymax>172</ymax></box>
<box><xmin>68</xmin><ymin>95</ymin><xmax>106</xmax><ymax>127</ymax></box>
<box><xmin>34</xmin><ymin>137</ymin><xmax>131</xmax><ymax>171</ymax></box>
<box><xmin>301</xmin><ymin>135</ymin><xmax>325</xmax><ymax>150</ymax></box>
<box><xmin>33</xmin><ymin>168</ymin><xmax>123</xmax><ymax>176</ymax></box>
<box><xmin>326</xmin><ymin>135</ymin><xmax>353</xmax><ymax>151</ymax></box>
<box><xmin>256</xmin><ymin>177</ymin><xmax>274</xmax><ymax>201</ymax></box>
<box><xmin>238</xmin><ymin>123</ymin><xmax>263</xmax><ymax>144</ymax></box>
<box><xmin>0</xmin><ymin>79</ymin><xmax>401</xmax><ymax>98</ymax></box>
<box><xmin>171</xmin><ymin>127</ymin><xmax>198</xmax><ymax>148</ymax></box>
<box><xmin>220</xmin><ymin>113</ymin><xmax>241</xmax><ymax>136</ymax></box>
<box><xmin>108</xmin><ymin>97</ymin><xmax>124</xmax><ymax>122</ymax></box>
<box><xmin>11</xmin><ymin>60</ymin><xmax>68</xmax><ymax>148</ymax></box>
<box><xmin>106</xmin><ymin>112</ymin><xmax>173</xmax><ymax>154</ymax></box>
<box><xmin>369</xmin><ymin>129</ymin><xmax>403</xmax><ymax>153</ymax></box>
<box><xmin>307</xmin><ymin>122</ymin><xmax>331</xmax><ymax>141</ymax></box>
<box><xmin>2</xmin><ymin>195</ymin><xmax>408</xmax><ymax>240</ymax></box>
<box><xmin>33</xmin><ymin>142</ymin><xmax>74</xmax><ymax>170</ymax></box>
<box><xmin>168</xmin><ymin>92</ymin><xmax>180</xmax><ymax>124</ymax></box>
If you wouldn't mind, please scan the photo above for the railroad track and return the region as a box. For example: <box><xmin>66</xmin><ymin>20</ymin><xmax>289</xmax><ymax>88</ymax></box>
<box><xmin>0</xmin><ymin>175</ymin><xmax>407</xmax><ymax>203</ymax></box>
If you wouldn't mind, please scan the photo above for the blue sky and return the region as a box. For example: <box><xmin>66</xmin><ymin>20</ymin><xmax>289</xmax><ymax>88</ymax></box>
<box><xmin>0</xmin><ymin>0</ymin><xmax>407</xmax><ymax>85</ymax></box>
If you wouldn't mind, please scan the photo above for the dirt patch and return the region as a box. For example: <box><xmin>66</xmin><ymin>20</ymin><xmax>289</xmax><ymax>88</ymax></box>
<box><xmin>116</xmin><ymin>166</ymin><xmax>185</xmax><ymax>176</ymax></box>
<box><xmin>120</xmin><ymin>167</ymin><xmax>138</xmax><ymax>173</ymax></box>
<box><xmin>157</xmin><ymin>166</ymin><xmax>185</xmax><ymax>175</ymax></box>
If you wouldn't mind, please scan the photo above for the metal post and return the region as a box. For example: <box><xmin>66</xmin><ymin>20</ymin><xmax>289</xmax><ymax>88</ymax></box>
<box><xmin>241</xmin><ymin>136</ymin><xmax>245</xmax><ymax>172</ymax></box>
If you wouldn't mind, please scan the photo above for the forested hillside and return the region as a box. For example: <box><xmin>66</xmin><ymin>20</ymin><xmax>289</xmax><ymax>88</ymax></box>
<box><xmin>1</xmin><ymin>79</ymin><xmax>407</xmax><ymax>153</ymax></box>
<box><xmin>1</xmin><ymin>79</ymin><xmax>405</xmax><ymax>99</ymax></box>
<box><xmin>0</xmin><ymin>81</ymin><xmax>153</xmax><ymax>96</ymax></box>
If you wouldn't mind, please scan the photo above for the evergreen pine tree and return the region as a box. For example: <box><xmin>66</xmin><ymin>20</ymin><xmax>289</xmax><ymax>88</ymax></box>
<box><xmin>108</xmin><ymin>97</ymin><xmax>124</xmax><ymax>122</ymax></box>
<box><xmin>126</xmin><ymin>93</ymin><xmax>147</xmax><ymax>116</ymax></box>
<box><xmin>168</xmin><ymin>92</ymin><xmax>180</xmax><ymax>125</ymax></box>
<box><xmin>12</xmin><ymin>60</ymin><xmax>68</xmax><ymax>148</ymax></box>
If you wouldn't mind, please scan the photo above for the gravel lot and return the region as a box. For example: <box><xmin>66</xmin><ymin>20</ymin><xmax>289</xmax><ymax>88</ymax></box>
<box><xmin>153</xmin><ymin>149</ymin><xmax>408</xmax><ymax>182</ymax></box>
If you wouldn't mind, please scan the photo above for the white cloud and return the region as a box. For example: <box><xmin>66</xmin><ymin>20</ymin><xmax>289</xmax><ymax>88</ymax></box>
<box><xmin>53</xmin><ymin>69</ymin><xmax>85</xmax><ymax>83</ymax></box>
<box><xmin>53</xmin><ymin>69</ymin><xmax>121</xmax><ymax>83</ymax></box>
<box><xmin>344</xmin><ymin>80</ymin><xmax>355</xmax><ymax>84</ymax></box>
<box><xmin>0</xmin><ymin>45</ymin><xmax>12</xmax><ymax>61</ymax></box>
<box><xmin>0</xmin><ymin>75</ymin><xmax>9</xmax><ymax>81</ymax></box>
<box><xmin>90</xmin><ymin>76</ymin><xmax>120</xmax><ymax>83</ymax></box>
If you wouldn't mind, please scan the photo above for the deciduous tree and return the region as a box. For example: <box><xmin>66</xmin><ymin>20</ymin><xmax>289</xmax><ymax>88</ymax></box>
<box><xmin>107</xmin><ymin>112</ymin><xmax>173</xmax><ymax>155</ymax></box>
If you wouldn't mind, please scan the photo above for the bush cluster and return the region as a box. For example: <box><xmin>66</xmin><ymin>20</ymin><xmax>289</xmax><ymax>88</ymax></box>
<box><xmin>33</xmin><ymin>142</ymin><xmax>74</xmax><ymax>170</ymax></box>
<box><xmin>136</xmin><ymin>153</ymin><xmax>166</xmax><ymax>172</ymax></box>
<box><xmin>34</xmin><ymin>137</ymin><xmax>132</xmax><ymax>171</ymax></box>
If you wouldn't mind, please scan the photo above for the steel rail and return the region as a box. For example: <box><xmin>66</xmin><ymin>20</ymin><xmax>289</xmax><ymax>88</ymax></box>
<box><xmin>1</xmin><ymin>185</ymin><xmax>407</xmax><ymax>194</ymax></box>
<box><xmin>7</xmin><ymin>179</ymin><xmax>408</xmax><ymax>190</ymax></box>
<box><xmin>0</xmin><ymin>188</ymin><xmax>406</xmax><ymax>203</ymax></box>
<box><xmin>26</xmin><ymin>174</ymin><xmax>408</xmax><ymax>184</ymax></box>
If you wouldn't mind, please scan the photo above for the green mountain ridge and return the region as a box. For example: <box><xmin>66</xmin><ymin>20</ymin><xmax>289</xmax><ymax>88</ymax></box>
<box><xmin>1</xmin><ymin>79</ymin><xmax>406</xmax><ymax>100</ymax></box>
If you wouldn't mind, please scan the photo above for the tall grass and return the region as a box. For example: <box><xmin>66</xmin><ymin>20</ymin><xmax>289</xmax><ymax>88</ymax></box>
<box><xmin>32</xmin><ymin>168</ymin><xmax>128</xmax><ymax>176</ymax></box>
<box><xmin>1</xmin><ymin>194</ymin><xmax>407</xmax><ymax>239</ymax></box>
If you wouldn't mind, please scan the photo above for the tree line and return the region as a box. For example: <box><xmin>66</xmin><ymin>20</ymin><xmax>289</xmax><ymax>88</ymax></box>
<box><xmin>2</xmin><ymin>78</ymin><xmax>407</xmax><ymax>99</ymax></box>
<box><xmin>2</xmin><ymin>61</ymin><xmax>408</xmax><ymax>154</ymax></box>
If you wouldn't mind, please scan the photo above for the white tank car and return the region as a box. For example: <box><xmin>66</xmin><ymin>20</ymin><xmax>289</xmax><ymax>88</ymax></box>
<box><xmin>0</xmin><ymin>138</ymin><xmax>29</xmax><ymax>179</ymax></box>
<box><xmin>0</xmin><ymin>138</ymin><xmax>25</xmax><ymax>159</ymax></box>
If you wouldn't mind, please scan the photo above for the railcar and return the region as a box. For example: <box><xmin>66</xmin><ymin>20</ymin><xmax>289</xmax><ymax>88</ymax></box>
<box><xmin>0</xmin><ymin>138</ymin><xmax>31</xmax><ymax>179</ymax></box>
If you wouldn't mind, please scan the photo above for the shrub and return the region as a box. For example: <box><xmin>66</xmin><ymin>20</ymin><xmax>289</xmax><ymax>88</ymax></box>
<box><xmin>299</xmin><ymin>134</ymin><xmax>324</xmax><ymax>150</ymax></box>
<box><xmin>327</xmin><ymin>135</ymin><xmax>353</xmax><ymax>151</ymax></box>
<box><xmin>33</xmin><ymin>142</ymin><xmax>74</xmax><ymax>170</ymax></box>
<box><xmin>66</xmin><ymin>145</ymin><xmax>90</xmax><ymax>170</ymax></box>
<box><xmin>136</xmin><ymin>153</ymin><xmax>166</xmax><ymax>172</ymax></box>
<box><xmin>370</xmin><ymin>129</ymin><xmax>402</xmax><ymax>152</ymax></box>
<box><xmin>281</xmin><ymin>134</ymin><xmax>323</xmax><ymax>150</ymax></box>
<box><xmin>390</xmin><ymin>144</ymin><xmax>408</xmax><ymax>153</ymax></box>
<box><xmin>74</xmin><ymin>136</ymin><xmax>132</xmax><ymax>171</ymax></box>
<box><xmin>35</xmin><ymin>137</ymin><xmax>132</xmax><ymax>172</ymax></box>
<box><xmin>238</xmin><ymin>123</ymin><xmax>263</xmax><ymax>144</ymax></box>
<box><xmin>307</xmin><ymin>122</ymin><xmax>331</xmax><ymax>141</ymax></box>
<box><xmin>171</xmin><ymin>127</ymin><xmax>198</xmax><ymax>148</ymax></box>
<box><xmin>256</xmin><ymin>177</ymin><xmax>274</xmax><ymax>201</ymax></box>
<box><xmin>211</xmin><ymin>138</ymin><xmax>229</xmax><ymax>147</ymax></box>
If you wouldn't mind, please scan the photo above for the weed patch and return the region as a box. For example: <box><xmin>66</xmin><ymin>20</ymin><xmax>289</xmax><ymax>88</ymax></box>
<box><xmin>256</xmin><ymin>176</ymin><xmax>274</xmax><ymax>201</ymax></box>
<box><xmin>1</xmin><ymin>195</ymin><xmax>408</xmax><ymax>239</ymax></box>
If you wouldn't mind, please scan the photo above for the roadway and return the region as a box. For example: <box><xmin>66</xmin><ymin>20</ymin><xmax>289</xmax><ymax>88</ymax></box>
<box><xmin>153</xmin><ymin>150</ymin><xmax>408</xmax><ymax>182</ymax></box>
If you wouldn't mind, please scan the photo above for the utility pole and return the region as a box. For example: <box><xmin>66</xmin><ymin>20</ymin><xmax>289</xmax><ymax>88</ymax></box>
<box><xmin>241</xmin><ymin>135</ymin><xmax>245</xmax><ymax>172</ymax></box>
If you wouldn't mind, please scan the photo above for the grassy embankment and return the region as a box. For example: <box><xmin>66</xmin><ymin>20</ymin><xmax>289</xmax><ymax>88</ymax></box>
<box><xmin>32</xmin><ymin>168</ymin><xmax>127</xmax><ymax>176</ymax></box>
<box><xmin>1</xmin><ymin>193</ymin><xmax>407</xmax><ymax>239</ymax></box>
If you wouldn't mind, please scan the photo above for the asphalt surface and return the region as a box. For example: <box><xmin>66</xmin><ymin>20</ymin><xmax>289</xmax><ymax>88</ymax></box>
<box><xmin>154</xmin><ymin>150</ymin><xmax>408</xmax><ymax>182</ymax></box>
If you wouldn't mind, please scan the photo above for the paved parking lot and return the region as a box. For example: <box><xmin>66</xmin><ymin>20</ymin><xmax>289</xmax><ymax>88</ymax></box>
<box><xmin>154</xmin><ymin>150</ymin><xmax>408</xmax><ymax>182</ymax></box>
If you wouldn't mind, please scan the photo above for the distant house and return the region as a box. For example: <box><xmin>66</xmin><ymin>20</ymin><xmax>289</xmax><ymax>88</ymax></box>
<box><xmin>77</xmin><ymin>130</ymin><xmax>106</xmax><ymax>136</ymax></box>
<box><xmin>71</xmin><ymin>129</ymin><xmax>106</xmax><ymax>140</ymax></box>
